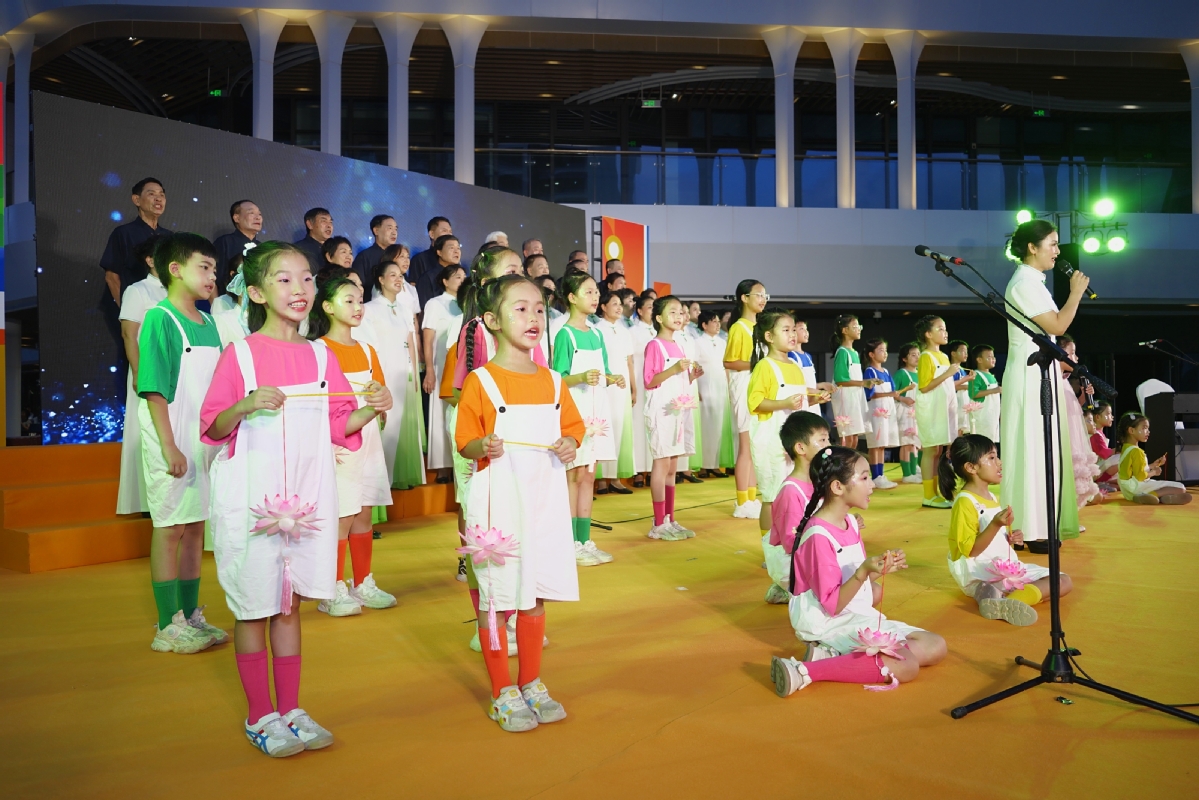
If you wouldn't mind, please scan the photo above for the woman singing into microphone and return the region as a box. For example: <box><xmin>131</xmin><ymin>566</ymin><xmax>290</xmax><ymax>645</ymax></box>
<box><xmin>1000</xmin><ymin>220</ymin><xmax>1091</xmax><ymax>554</ymax></box>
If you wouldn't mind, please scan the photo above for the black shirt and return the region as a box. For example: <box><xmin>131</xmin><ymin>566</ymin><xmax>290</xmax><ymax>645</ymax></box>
<box><xmin>213</xmin><ymin>230</ymin><xmax>255</xmax><ymax>294</ymax></box>
<box><xmin>351</xmin><ymin>243</ymin><xmax>385</xmax><ymax>301</ymax></box>
<box><xmin>293</xmin><ymin>235</ymin><xmax>325</xmax><ymax>275</ymax></box>
<box><xmin>100</xmin><ymin>216</ymin><xmax>170</xmax><ymax>298</ymax></box>
<box><xmin>408</xmin><ymin>247</ymin><xmax>441</xmax><ymax>308</ymax></box>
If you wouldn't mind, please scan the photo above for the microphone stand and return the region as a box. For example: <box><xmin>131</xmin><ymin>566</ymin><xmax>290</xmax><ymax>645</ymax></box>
<box><xmin>927</xmin><ymin>256</ymin><xmax>1199</xmax><ymax>726</ymax></box>
<box><xmin>1143</xmin><ymin>340</ymin><xmax>1199</xmax><ymax>369</ymax></box>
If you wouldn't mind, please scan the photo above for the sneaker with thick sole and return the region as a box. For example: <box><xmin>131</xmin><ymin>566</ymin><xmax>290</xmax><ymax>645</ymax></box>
<box><xmin>489</xmin><ymin>686</ymin><xmax>539</xmax><ymax>732</ymax></box>
<box><xmin>317</xmin><ymin>580</ymin><xmax>363</xmax><ymax>617</ymax></box>
<box><xmin>667</xmin><ymin>518</ymin><xmax>696</xmax><ymax>539</ymax></box>
<box><xmin>520</xmin><ymin>679</ymin><xmax>567</xmax><ymax>724</ymax></box>
<box><xmin>283</xmin><ymin>708</ymin><xmax>334</xmax><ymax>750</ymax></box>
<box><xmin>245</xmin><ymin>712</ymin><xmax>305</xmax><ymax>758</ymax></box>
<box><xmin>979</xmin><ymin>597</ymin><xmax>1038</xmax><ymax>626</ymax></box>
<box><xmin>901</xmin><ymin>474</ymin><xmax>923</xmax><ymax>484</ymax></box>
<box><xmin>770</xmin><ymin>656</ymin><xmax>813</xmax><ymax>698</ymax></box>
<box><xmin>1160</xmin><ymin>493</ymin><xmax>1192</xmax><ymax>505</ymax></box>
<box><xmin>456</xmin><ymin>557</ymin><xmax>468</xmax><ymax>582</ymax></box>
<box><xmin>575</xmin><ymin>540</ymin><xmax>604</xmax><ymax>566</ymax></box>
<box><xmin>732</xmin><ymin>502</ymin><xmax>757</xmax><ymax>519</ymax></box>
<box><xmin>151</xmin><ymin>610</ymin><xmax>215</xmax><ymax>654</ymax></box>
<box><xmin>803</xmin><ymin>642</ymin><xmax>839</xmax><ymax>662</ymax></box>
<box><xmin>469</xmin><ymin>626</ymin><xmax>518</xmax><ymax>656</ymax></box>
<box><xmin>764</xmin><ymin>583</ymin><xmax>791</xmax><ymax>604</ymax></box>
<box><xmin>921</xmin><ymin>497</ymin><xmax>954</xmax><ymax>509</ymax></box>
<box><xmin>187</xmin><ymin>605</ymin><xmax>229</xmax><ymax>645</ymax></box>
<box><xmin>581</xmin><ymin>539</ymin><xmax>614</xmax><ymax>563</ymax></box>
<box><xmin>872</xmin><ymin>476</ymin><xmax>896</xmax><ymax>490</ymax></box>
<box><xmin>647</xmin><ymin>523</ymin><xmax>685</xmax><ymax>541</ymax></box>
<box><xmin>349</xmin><ymin>574</ymin><xmax>397</xmax><ymax>609</ymax></box>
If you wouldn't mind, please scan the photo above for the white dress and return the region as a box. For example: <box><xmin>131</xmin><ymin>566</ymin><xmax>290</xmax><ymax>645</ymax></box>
<box><xmin>421</xmin><ymin>292</ymin><xmax>463</xmax><ymax>471</ymax></box>
<box><xmin>1000</xmin><ymin>265</ymin><xmax>1079</xmax><ymax>541</ymax></box>
<box><xmin>644</xmin><ymin>339</ymin><xmax>696</xmax><ymax>460</ymax></box>
<box><xmin>695</xmin><ymin>332</ymin><xmax>731</xmax><ymax>470</ymax></box>
<box><xmin>831</xmin><ymin>346</ymin><xmax>870</xmax><ymax>438</ymax></box>
<box><xmin>864</xmin><ymin>367</ymin><xmax>900</xmax><ymax>449</ymax></box>
<box><xmin>116</xmin><ymin>275</ymin><xmax>166</xmax><ymax>514</ymax></box>
<box><xmin>947</xmin><ymin>492</ymin><xmax>1049</xmax><ymax>596</ymax></box>
<box><xmin>969</xmin><ymin>372</ymin><xmax>1001</xmax><ymax>443</ymax></box>
<box><xmin>595</xmin><ymin>318</ymin><xmax>635</xmax><ymax>480</ymax></box>
<box><xmin>355</xmin><ymin>294</ymin><xmax>417</xmax><ymax>485</ymax></box>
<box><xmin>628</xmin><ymin>319</ymin><xmax>656</xmax><ymax>473</ymax></box>
<box><xmin>914</xmin><ymin>351</ymin><xmax>958</xmax><ymax>448</ymax></box>
<box><xmin>333</xmin><ymin>342</ymin><xmax>393</xmax><ymax>516</ymax></box>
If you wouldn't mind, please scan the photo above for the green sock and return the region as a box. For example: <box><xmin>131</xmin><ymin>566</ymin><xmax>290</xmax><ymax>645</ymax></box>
<box><xmin>578</xmin><ymin>517</ymin><xmax>591</xmax><ymax>544</ymax></box>
<box><xmin>152</xmin><ymin>579</ymin><xmax>180</xmax><ymax>630</ymax></box>
<box><xmin>178</xmin><ymin>578</ymin><xmax>200</xmax><ymax>618</ymax></box>
<box><xmin>910</xmin><ymin>453</ymin><xmax>921</xmax><ymax>474</ymax></box>
<box><xmin>900</xmin><ymin>459</ymin><xmax>911</xmax><ymax>478</ymax></box>
<box><xmin>571</xmin><ymin>517</ymin><xmax>582</xmax><ymax>543</ymax></box>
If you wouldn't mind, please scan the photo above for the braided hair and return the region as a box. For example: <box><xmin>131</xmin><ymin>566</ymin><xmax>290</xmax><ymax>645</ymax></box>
<box><xmin>937</xmin><ymin>434</ymin><xmax>996</xmax><ymax>504</ymax></box>
<box><xmin>788</xmin><ymin>445</ymin><xmax>863</xmax><ymax>594</ymax></box>
<box><xmin>460</xmin><ymin>247</ymin><xmax>521</xmax><ymax>372</ymax></box>
<box><xmin>751</xmin><ymin>310</ymin><xmax>792</xmax><ymax>369</ymax></box>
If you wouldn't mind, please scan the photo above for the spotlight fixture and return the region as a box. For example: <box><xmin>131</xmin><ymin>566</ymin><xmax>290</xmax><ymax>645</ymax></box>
<box><xmin>1082</xmin><ymin>230</ymin><xmax>1102</xmax><ymax>254</ymax></box>
<box><xmin>1092</xmin><ymin>198</ymin><xmax>1116</xmax><ymax>218</ymax></box>
<box><xmin>1015</xmin><ymin>209</ymin><xmax>1034</xmax><ymax>225</ymax></box>
<box><xmin>1107</xmin><ymin>232</ymin><xmax>1127</xmax><ymax>252</ymax></box>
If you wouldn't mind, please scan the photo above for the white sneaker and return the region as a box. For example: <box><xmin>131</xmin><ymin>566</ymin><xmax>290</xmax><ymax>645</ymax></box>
<box><xmin>732</xmin><ymin>502</ymin><xmax>757</xmax><ymax>519</ymax></box>
<box><xmin>749</xmin><ymin>499</ymin><xmax>763</xmax><ymax>517</ymax></box>
<box><xmin>922</xmin><ymin>497</ymin><xmax>954</xmax><ymax>509</ymax></box>
<box><xmin>489</xmin><ymin>686</ymin><xmax>539</xmax><ymax>732</ymax></box>
<box><xmin>456</xmin><ymin>557</ymin><xmax>468</xmax><ymax>582</ymax></box>
<box><xmin>520</xmin><ymin>679</ymin><xmax>567</xmax><ymax>724</ymax></box>
<box><xmin>151</xmin><ymin>610</ymin><xmax>214</xmax><ymax>654</ymax></box>
<box><xmin>804</xmin><ymin>642</ymin><xmax>839</xmax><ymax>662</ymax></box>
<box><xmin>575</xmin><ymin>540</ymin><xmax>604</xmax><ymax>567</ymax></box>
<box><xmin>186</xmin><ymin>605</ymin><xmax>228</xmax><ymax>645</ymax></box>
<box><xmin>582</xmin><ymin>539</ymin><xmax>614</xmax><ymax>563</ymax></box>
<box><xmin>770</xmin><ymin>656</ymin><xmax>813</xmax><ymax>698</ymax></box>
<box><xmin>469</xmin><ymin>625</ymin><xmax>518</xmax><ymax>656</ymax></box>
<box><xmin>349</xmin><ymin>574</ymin><xmax>397</xmax><ymax>609</ymax></box>
<box><xmin>647</xmin><ymin>522</ymin><xmax>685</xmax><ymax>541</ymax></box>
<box><xmin>764</xmin><ymin>583</ymin><xmax>791</xmax><ymax>604</ymax></box>
<box><xmin>901</xmin><ymin>474</ymin><xmax>923</xmax><ymax>484</ymax></box>
<box><xmin>667</xmin><ymin>518</ymin><xmax>696</xmax><ymax>539</ymax></box>
<box><xmin>245</xmin><ymin>712</ymin><xmax>305</xmax><ymax>758</ymax></box>
<box><xmin>872</xmin><ymin>476</ymin><xmax>896</xmax><ymax>490</ymax></box>
<box><xmin>317</xmin><ymin>580</ymin><xmax>363</xmax><ymax>617</ymax></box>
<box><xmin>282</xmin><ymin>708</ymin><xmax>333</xmax><ymax>750</ymax></box>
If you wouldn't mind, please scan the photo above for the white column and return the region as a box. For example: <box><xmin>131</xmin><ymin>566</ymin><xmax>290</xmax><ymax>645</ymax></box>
<box><xmin>825</xmin><ymin>28</ymin><xmax>866</xmax><ymax>209</ymax></box>
<box><xmin>762</xmin><ymin>27</ymin><xmax>806</xmax><ymax>208</ymax></box>
<box><xmin>1182</xmin><ymin>43</ymin><xmax>1199</xmax><ymax>214</ymax></box>
<box><xmin>240</xmin><ymin>10</ymin><xmax>287</xmax><ymax>141</ymax></box>
<box><xmin>8</xmin><ymin>33</ymin><xmax>33</xmax><ymax>204</ymax></box>
<box><xmin>441</xmin><ymin>16</ymin><xmax>488</xmax><ymax>185</ymax></box>
<box><xmin>374</xmin><ymin>14</ymin><xmax>422</xmax><ymax>170</ymax></box>
<box><xmin>885</xmin><ymin>31</ymin><xmax>925</xmax><ymax>211</ymax></box>
<box><xmin>308</xmin><ymin>12</ymin><xmax>356</xmax><ymax>156</ymax></box>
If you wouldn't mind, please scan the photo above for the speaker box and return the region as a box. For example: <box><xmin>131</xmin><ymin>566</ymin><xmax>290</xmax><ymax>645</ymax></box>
<box><xmin>1142</xmin><ymin>391</ymin><xmax>1176</xmax><ymax>480</ymax></box>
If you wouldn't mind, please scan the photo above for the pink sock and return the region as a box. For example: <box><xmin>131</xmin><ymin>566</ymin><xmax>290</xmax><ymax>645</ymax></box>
<box><xmin>235</xmin><ymin>650</ymin><xmax>273</xmax><ymax>723</ymax></box>
<box><xmin>652</xmin><ymin>500</ymin><xmax>666</xmax><ymax>526</ymax></box>
<box><xmin>665</xmin><ymin>484</ymin><xmax>676</xmax><ymax>517</ymax></box>
<box><xmin>272</xmin><ymin>654</ymin><xmax>302</xmax><ymax>715</ymax></box>
<box><xmin>805</xmin><ymin>652</ymin><xmax>887</xmax><ymax>684</ymax></box>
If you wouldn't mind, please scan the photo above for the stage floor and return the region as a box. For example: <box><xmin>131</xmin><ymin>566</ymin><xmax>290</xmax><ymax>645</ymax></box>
<box><xmin>2</xmin><ymin>471</ymin><xmax>1197</xmax><ymax>798</ymax></box>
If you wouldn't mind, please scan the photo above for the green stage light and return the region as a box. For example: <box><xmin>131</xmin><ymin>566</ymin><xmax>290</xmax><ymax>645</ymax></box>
<box><xmin>1015</xmin><ymin>209</ymin><xmax>1034</xmax><ymax>225</ymax></box>
<box><xmin>1093</xmin><ymin>198</ymin><xmax>1116</xmax><ymax>218</ymax></box>
<box><xmin>1082</xmin><ymin>232</ymin><xmax>1102</xmax><ymax>254</ymax></box>
<box><xmin>1107</xmin><ymin>234</ymin><xmax>1127</xmax><ymax>252</ymax></box>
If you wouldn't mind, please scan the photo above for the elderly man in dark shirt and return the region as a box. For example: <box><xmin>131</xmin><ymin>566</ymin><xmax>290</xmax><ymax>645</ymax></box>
<box><xmin>100</xmin><ymin>177</ymin><xmax>170</xmax><ymax>307</ymax></box>
<box><xmin>294</xmin><ymin>207</ymin><xmax>333</xmax><ymax>274</ymax></box>
<box><xmin>350</xmin><ymin>214</ymin><xmax>398</xmax><ymax>289</ymax></box>
<box><xmin>212</xmin><ymin>200</ymin><xmax>263</xmax><ymax>294</ymax></box>
<box><xmin>408</xmin><ymin>216</ymin><xmax>453</xmax><ymax>304</ymax></box>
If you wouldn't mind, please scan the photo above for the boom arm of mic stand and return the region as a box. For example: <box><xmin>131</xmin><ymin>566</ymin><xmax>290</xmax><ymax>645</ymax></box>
<box><xmin>1146</xmin><ymin>342</ymin><xmax>1199</xmax><ymax>369</ymax></box>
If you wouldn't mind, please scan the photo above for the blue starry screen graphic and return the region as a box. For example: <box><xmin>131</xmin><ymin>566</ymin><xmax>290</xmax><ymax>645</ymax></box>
<box><xmin>32</xmin><ymin>93</ymin><xmax>583</xmax><ymax>444</ymax></box>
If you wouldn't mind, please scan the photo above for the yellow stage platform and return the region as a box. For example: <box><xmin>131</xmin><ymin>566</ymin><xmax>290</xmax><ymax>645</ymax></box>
<box><xmin>1</xmin><ymin>471</ymin><xmax>1196</xmax><ymax>798</ymax></box>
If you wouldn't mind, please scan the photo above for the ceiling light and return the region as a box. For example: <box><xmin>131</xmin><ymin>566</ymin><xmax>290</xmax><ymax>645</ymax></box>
<box><xmin>539</xmin><ymin>93</ymin><xmax>553</xmax><ymax>98</ymax></box>
<box><xmin>45</xmin><ymin>76</ymin><xmax>61</xmax><ymax>84</ymax></box>
<box><xmin>937</xmin><ymin>72</ymin><xmax>953</xmax><ymax>77</ymax></box>
<box><xmin>1051</xmin><ymin>75</ymin><xmax>1067</xmax><ymax>80</ymax></box>
<box><xmin>409</xmin><ymin>89</ymin><xmax>422</xmax><ymax>94</ymax></box>
<box><xmin>297</xmin><ymin>87</ymin><xmax>312</xmax><ymax>92</ymax></box>
<box><xmin>545</xmin><ymin>60</ymin><xmax>560</xmax><ymax>65</ymax></box>
<box><xmin>692</xmin><ymin>65</ymin><xmax>706</xmax><ymax>70</ymax></box>
<box><xmin>671</xmin><ymin>93</ymin><xmax>679</xmax><ymax>99</ymax></box>
<box><xmin>1122</xmin><ymin>104</ymin><xmax>1140</xmax><ymax>109</ymax></box>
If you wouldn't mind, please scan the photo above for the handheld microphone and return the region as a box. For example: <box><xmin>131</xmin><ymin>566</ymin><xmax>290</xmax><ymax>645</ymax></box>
<box><xmin>914</xmin><ymin>245</ymin><xmax>964</xmax><ymax>265</ymax></box>
<box><xmin>1138</xmin><ymin>339</ymin><xmax>1161</xmax><ymax>347</ymax></box>
<box><xmin>1055</xmin><ymin>259</ymin><xmax>1098</xmax><ymax>300</ymax></box>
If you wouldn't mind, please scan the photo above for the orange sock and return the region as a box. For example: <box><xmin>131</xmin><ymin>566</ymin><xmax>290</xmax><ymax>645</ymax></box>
<box><xmin>516</xmin><ymin>612</ymin><xmax>546</xmax><ymax>688</ymax></box>
<box><xmin>347</xmin><ymin>532</ymin><xmax>373</xmax><ymax>587</ymax></box>
<box><xmin>336</xmin><ymin>538</ymin><xmax>347</xmax><ymax>584</ymax></box>
<box><xmin>480</xmin><ymin>625</ymin><xmax>512</xmax><ymax>698</ymax></box>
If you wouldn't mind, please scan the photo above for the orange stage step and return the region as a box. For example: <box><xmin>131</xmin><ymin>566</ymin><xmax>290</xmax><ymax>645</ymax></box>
<box><xmin>0</xmin><ymin>443</ymin><xmax>456</xmax><ymax>573</ymax></box>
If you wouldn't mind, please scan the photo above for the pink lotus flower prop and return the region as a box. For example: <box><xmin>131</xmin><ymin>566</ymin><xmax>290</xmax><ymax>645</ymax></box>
<box><xmin>871</xmin><ymin>407</ymin><xmax>891</xmax><ymax>419</ymax></box>
<box><xmin>456</xmin><ymin>524</ymin><xmax>521</xmax><ymax>567</ymax></box>
<box><xmin>666</xmin><ymin>394</ymin><xmax>699</xmax><ymax>416</ymax></box>
<box><xmin>584</xmin><ymin>417</ymin><xmax>610</xmax><ymax>439</ymax></box>
<box><xmin>985</xmin><ymin>558</ymin><xmax>1029</xmax><ymax>593</ymax></box>
<box><xmin>963</xmin><ymin>401</ymin><xmax>985</xmax><ymax>414</ymax></box>
<box><xmin>251</xmin><ymin>494</ymin><xmax>322</xmax><ymax>615</ymax></box>
<box><xmin>834</xmin><ymin>414</ymin><xmax>852</xmax><ymax>429</ymax></box>
<box><xmin>851</xmin><ymin>627</ymin><xmax>906</xmax><ymax>660</ymax></box>
<box><xmin>457</xmin><ymin>524</ymin><xmax>521</xmax><ymax>650</ymax></box>
<box><xmin>902</xmin><ymin>426</ymin><xmax>918</xmax><ymax>439</ymax></box>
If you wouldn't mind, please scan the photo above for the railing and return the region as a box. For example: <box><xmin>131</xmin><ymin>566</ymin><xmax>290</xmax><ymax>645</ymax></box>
<box><xmin>388</xmin><ymin>146</ymin><xmax>1192</xmax><ymax>213</ymax></box>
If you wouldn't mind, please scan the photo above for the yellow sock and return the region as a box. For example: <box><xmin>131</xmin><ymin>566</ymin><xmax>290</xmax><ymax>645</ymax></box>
<box><xmin>748</xmin><ymin>487</ymin><xmax>758</xmax><ymax>502</ymax></box>
<box><xmin>1006</xmin><ymin>585</ymin><xmax>1043</xmax><ymax>605</ymax></box>
<box><xmin>922</xmin><ymin>479</ymin><xmax>936</xmax><ymax>500</ymax></box>
<box><xmin>736</xmin><ymin>490</ymin><xmax>749</xmax><ymax>506</ymax></box>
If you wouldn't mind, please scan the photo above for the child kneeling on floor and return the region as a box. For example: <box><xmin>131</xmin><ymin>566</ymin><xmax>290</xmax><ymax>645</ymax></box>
<box><xmin>940</xmin><ymin>434</ymin><xmax>1070</xmax><ymax>626</ymax></box>
<box><xmin>771</xmin><ymin>446</ymin><xmax>946</xmax><ymax>696</ymax></box>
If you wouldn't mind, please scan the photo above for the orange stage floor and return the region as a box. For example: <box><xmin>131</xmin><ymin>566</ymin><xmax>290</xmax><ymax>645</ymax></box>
<box><xmin>2</xmin><ymin>471</ymin><xmax>1197</xmax><ymax>799</ymax></box>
